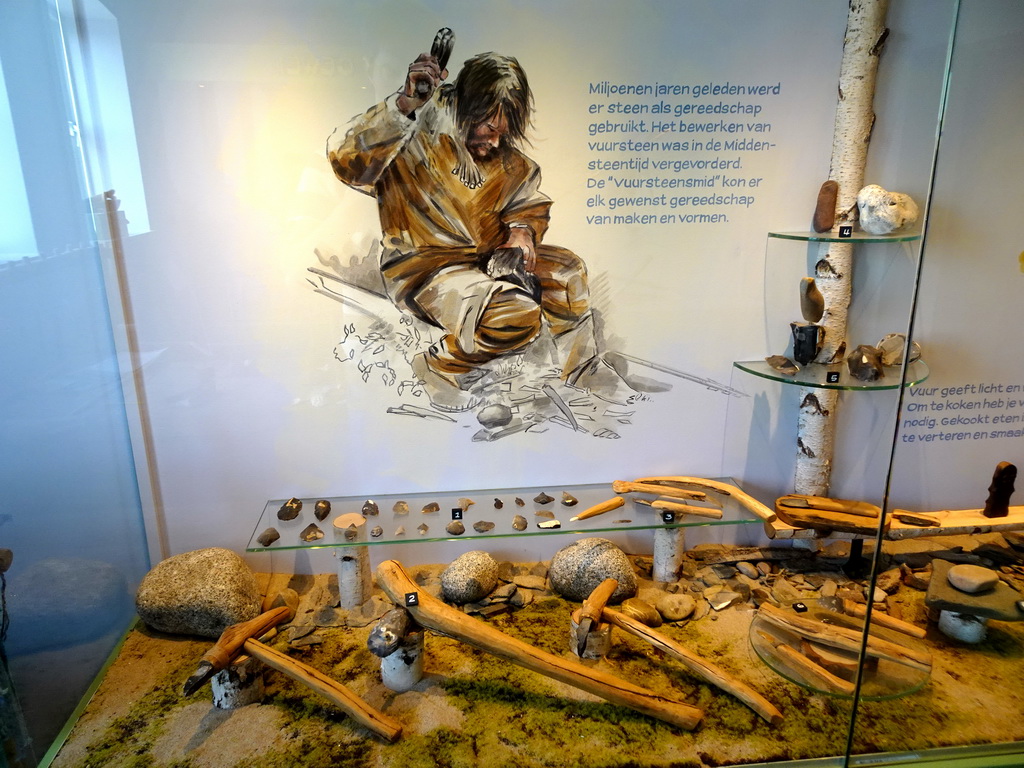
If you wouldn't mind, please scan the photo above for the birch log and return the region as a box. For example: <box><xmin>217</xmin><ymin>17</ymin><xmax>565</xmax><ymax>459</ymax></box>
<box><xmin>796</xmin><ymin>0</ymin><xmax>889</xmax><ymax>496</ymax></box>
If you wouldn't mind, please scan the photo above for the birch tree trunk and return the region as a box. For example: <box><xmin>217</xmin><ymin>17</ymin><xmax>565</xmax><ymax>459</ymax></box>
<box><xmin>795</xmin><ymin>0</ymin><xmax>889</xmax><ymax>496</ymax></box>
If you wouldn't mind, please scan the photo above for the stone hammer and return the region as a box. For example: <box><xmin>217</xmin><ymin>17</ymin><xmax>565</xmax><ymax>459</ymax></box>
<box><xmin>183</xmin><ymin>605</ymin><xmax>402</xmax><ymax>741</ymax></box>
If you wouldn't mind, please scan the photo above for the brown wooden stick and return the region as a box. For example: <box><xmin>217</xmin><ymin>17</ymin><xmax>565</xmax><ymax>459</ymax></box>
<box><xmin>376</xmin><ymin>560</ymin><xmax>703</xmax><ymax>730</ymax></box>
<box><xmin>611</xmin><ymin>481</ymin><xmax>707</xmax><ymax>502</ymax></box>
<box><xmin>198</xmin><ymin>606</ymin><xmax>294</xmax><ymax>671</ymax></box>
<box><xmin>636</xmin><ymin>499</ymin><xmax>724</xmax><ymax>520</ymax></box>
<box><xmin>842</xmin><ymin>600</ymin><xmax>928</xmax><ymax>639</ymax></box>
<box><xmin>570</xmin><ymin>496</ymin><xmax>625</xmax><ymax>522</ymax></box>
<box><xmin>603</xmin><ymin>607</ymin><xmax>784</xmax><ymax>726</ymax></box>
<box><xmin>760</xmin><ymin>634</ymin><xmax>856</xmax><ymax>696</ymax></box>
<box><xmin>633</xmin><ymin>477</ymin><xmax>776</xmax><ymax>522</ymax></box>
<box><xmin>243</xmin><ymin>639</ymin><xmax>402</xmax><ymax>742</ymax></box>
<box><xmin>757</xmin><ymin>603</ymin><xmax>931</xmax><ymax>672</ymax></box>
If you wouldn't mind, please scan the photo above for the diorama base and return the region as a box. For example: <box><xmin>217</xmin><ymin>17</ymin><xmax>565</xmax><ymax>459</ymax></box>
<box><xmin>48</xmin><ymin>544</ymin><xmax>1024</xmax><ymax>768</ymax></box>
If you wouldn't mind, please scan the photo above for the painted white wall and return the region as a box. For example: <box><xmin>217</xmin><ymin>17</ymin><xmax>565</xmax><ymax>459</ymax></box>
<box><xmin>80</xmin><ymin>0</ymin><xmax>985</xmax><ymax>570</ymax></box>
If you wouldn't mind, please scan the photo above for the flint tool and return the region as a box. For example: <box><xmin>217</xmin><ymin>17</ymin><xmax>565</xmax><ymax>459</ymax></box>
<box><xmin>569</xmin><ymin>496</ymin><xmax>624</xmax><ymax>522</ymax></box>
<box><xmin>573</xmin><ymin>578</ymin><xmax>619</xmax><ymax>656</ymax></box>
<box><xmin>184</xmin><ymin>605</ymin><xmax>402</xmax><ymax>741</ymax></box>
<box><xmin>415</xmin><ymin>27</ymin><xmax>454</xmax><ymax>98</ymax></box>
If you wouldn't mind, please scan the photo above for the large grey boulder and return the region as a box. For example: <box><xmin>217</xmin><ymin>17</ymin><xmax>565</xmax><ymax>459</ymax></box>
<box><xmin>440</xmin><ymin>551</ymin><xmax>498</xmax><ymax>605</ymax></box>
<box><xmin>549</xmin><ymin>538</ymin><xmax>637</xmax><ymax>603</ymax></box>
<box><xmin>135</xmin><ymin>548</ymin><xmax>261</xmax><ymax>638</ymax></box>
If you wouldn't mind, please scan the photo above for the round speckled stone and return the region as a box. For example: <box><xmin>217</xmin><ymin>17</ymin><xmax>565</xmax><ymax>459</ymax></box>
<box><xmin>135</xmin><ymin>548</ymin><xmax>261</xmax><ymax>638</ymax></box>
<box><xmin>548</xmin><ymin>538</ymin><xmax>637</xmax><ymax>604</ymax></box>
<box><xmin>440</xmin><ymin>551</ymin><xmax>499</xmax><ymax>605</ymax></box>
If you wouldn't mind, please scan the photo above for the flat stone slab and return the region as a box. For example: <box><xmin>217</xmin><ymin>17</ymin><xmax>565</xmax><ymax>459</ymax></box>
<box><xmin>925</xmin><ymin>559</ymin><xmax>1024</xmax><ymax>621</ymax></box>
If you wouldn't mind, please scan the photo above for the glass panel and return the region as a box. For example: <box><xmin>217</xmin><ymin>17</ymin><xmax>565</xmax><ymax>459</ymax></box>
<box><xmin>0</xmin><ymin>2</ymin><xmax>150</xmax><ymax>764</ymax></box>
<box><xmin>851</xmin><ymin>1</ymin><xmax>1024</xmax><ymax>763</ymax></box>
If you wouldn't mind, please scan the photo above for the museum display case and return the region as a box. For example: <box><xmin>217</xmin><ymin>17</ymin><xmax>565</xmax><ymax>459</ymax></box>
<box><xmin>3</xmin><ymin>0</ymin><xmax>1024</xmax><ymax>766</ymax></box>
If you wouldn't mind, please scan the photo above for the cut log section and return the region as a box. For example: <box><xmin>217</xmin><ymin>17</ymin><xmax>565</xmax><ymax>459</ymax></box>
<box><xmin>757</xmin><ymin>603</ymin><xmax>931</xmax><ymax>672</ymax></box>
<box><xmin>376</xmin><ymin>560</ymin><xmax>703</xmax><ymax>730</ymax></box>
<box><xmin>603</xmin><ymin>607</ymin><xmax>784</xmax><ymax>725</ymax></box>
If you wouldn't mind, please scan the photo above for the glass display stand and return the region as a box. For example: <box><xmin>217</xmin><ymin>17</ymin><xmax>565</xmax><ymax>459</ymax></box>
<box><xmin>735</xmin><ymin>229</ymin><xmax>928</xmax><ymax>392</ymax></box>
<box><xmin>246</xmin><ymin>479</ymin><xmax>762</xmax><ymax>553</ymax></box>
<box><xmin>749</xmin><ymin>600</ymin><xmax>930</xmax><ymax>701</ymax></box>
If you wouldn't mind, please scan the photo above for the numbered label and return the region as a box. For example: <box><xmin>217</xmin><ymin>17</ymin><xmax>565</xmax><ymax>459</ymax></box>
<box><xmin>661</xmin><ymin>511</ymin><xmax>676</xmax><ymax>524</ymax></box>
<box><xmin>451</xmin><ymin>508</ymin><xmax>463</xmax><ymax>520</ymax></box>
<box><xmin>405</xmin><ymin>592</ymin><xmax>419</xmax><ymax>607</ymax></box>
<box><xmin>826</xmin><ymin>371</ymin><xmax>841</xmax><ymax>384</ymax></box>
<box><xmin>838</xmin><ymin>225</ymin><xmax>853</xmax><ymax>238</ymax></box>
<box><xmin>793</xmin><ymin>602</ymin><xmax>808</xmax><ymax>613</ymax></box>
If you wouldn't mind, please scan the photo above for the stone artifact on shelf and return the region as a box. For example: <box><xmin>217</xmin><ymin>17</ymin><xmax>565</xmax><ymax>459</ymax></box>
<box><xmin>791</xmin><ymin>322</ymin><xmax>823</xmax><ymax>366</ymax></box>
<box><xmin>392</xmin><ymin>500</ymin><xmax>409</xmax><ymax>514</ymax></box>
<box><xmin>472</xmin><ymin>520</ymin><xmax>495</xmax><ymax>533</ymax></box>
<box><xmin>299</xmin><ymin>523</ymin><xmax>324</xmax><ymax>542</ymax></box>
<box><xmin>876</xmin><ymin>332</ymin><xmax>921</xmax><ymax>366</ymax></box>
<box><xmin>561</xmin><ymin>491</ymin><xmax>578</xmax><ymax>507</ymax></box>
<box><xmin>493</xmin><ymin>498</ymin><xmax>503</xmax><ymax>509</ymax></box>
<box><xmin>800</xmin><ymin>277</ymin><xmax>825</xmax><ymax>323</ymax></box>
<box><xmin>256</xmin><ymin>527</ymin><xmax>280</xmax><ymax>547</ymax></box>
<box><xmin>856</xmin><ymin>184</ymin><xmax>919</xmax><ymax>235</ymax></box>
<box><xmin>765</xmin><ymin>354</ymin><xmax>799</xmax><ymax>376</ymax></box>
<box><xmin>314</xmin><ymin>500</ymin><xmax>331</xmax><ymax>521</ymax></box>
<box><xmin>277</xmin><ymin>497</ymin><xmax>302</xmax><ymax>521</ymax></box>
<box><xmin>537</xmin><ymin>519</ymin><xmax>561</xmax><ymax>529</ymax></box>
<box><xmin>370</xmin><ymin>525</ymin><xmax>384</xmax><ymax>538</ymax></box>
<box><xmin>422</xmin><ymin>502</ymin><xmax>440</xmax><ymax>514</ymax></box>
<box><xmin>812</xmin><ymin>179</ymin><xmax>839</xmax><ymax>232</ymax></box>
<box><xmin>446</xmin><ymin>520</ymin><xmax>465</xmax><ymax>535</ymax></box>
<box><xmin>361</xmin><ymin>499</ymin><xmax>380</xmax><ymax>516</ymax></box>
<box><xmin>846</xmin><ymin>344</ymin><xmax>885</xmax><ymax>381</ymax></box>
<box><xmin>983</xmin><ymin>461</ymin><xmax>1017</xmax><ymax>518</ymax></box>
<box><xmin>534</xmin><ymin>491</ymin><xmax>554</xmax><ymax>505</ymax></box>
<box><xmin>511</xmin><ymin>514</ymin><xmax>528</xmax><ymax>531</ymax></box>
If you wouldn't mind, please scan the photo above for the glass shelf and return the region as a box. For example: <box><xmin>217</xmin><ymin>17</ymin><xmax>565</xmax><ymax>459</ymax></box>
<box><xmin>246</xmin><ymin>479</ymin><xmax>762</xmax><ymax>552</ymax></box>
<box><xmin>768</xmin><ymin>230</ymin><xmax>922</xmax><ymax>244</ymax></box>
<box><xmin>734</xmin><ymin>359</ymin><xmax>929</xmax><ymax>391</ymax></box>
<box><xmin>749</xmin><ymin>600</ymin><xmax>930</xmax><ymax>701</ymax></box>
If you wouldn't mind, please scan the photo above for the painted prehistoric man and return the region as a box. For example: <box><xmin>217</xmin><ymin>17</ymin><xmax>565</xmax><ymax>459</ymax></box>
<box><xmin>328</xmin><ymin>49</ymin><xmax>631</xmax><ymax>412</ymax></box>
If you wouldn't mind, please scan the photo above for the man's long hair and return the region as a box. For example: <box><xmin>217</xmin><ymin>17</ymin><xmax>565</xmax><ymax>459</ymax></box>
<box><xmin>440</xmin><ymin>52</ymin><xmax>532</xmax><ymax>150</ymax></box>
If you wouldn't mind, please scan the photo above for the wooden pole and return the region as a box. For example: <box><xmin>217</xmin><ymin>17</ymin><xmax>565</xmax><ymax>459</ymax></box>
<box><xmin>376</xmin><ymin>560</ymin><xmax>704</xmax><ymax>730</ymax></box>
<box><xmin>796</xmin><ymin>0</ymin><xmax>890</xmax><ymax>495</ymax></box>
<box><xmin>603</xmin><ymin>608</ymin><xmax>784</xmax><ymax>725</ymax></box>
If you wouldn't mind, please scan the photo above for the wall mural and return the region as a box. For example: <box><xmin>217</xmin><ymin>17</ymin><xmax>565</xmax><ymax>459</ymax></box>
<box><xmin>309</xmin><ymin>29</ymin><xmax>741</xmax><ymax>443</ymax></box>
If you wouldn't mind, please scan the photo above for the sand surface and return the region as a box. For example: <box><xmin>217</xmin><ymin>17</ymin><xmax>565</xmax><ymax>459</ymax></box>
<box><xmin>49</xmin><ymin>555</ymin><xmax>1024</xmax><ymax>768</ymax></box>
